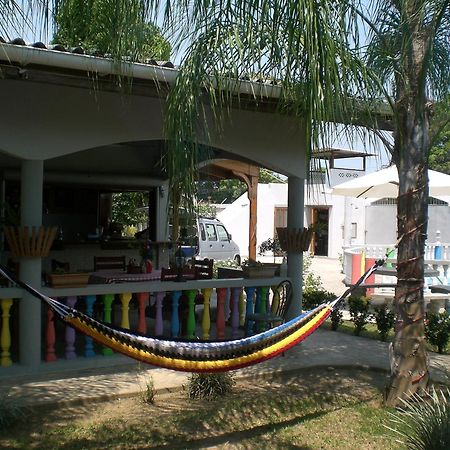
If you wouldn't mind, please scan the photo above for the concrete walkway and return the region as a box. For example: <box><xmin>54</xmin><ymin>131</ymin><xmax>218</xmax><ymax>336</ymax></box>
<box><xmin>2</xmin><ymin>329</ymin><xmax>450</xmax><ymax>408</ymax></box>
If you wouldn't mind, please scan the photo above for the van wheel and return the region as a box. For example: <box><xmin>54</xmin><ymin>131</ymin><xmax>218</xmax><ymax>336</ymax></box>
<box><xmin>234</xmin><ymin>255</ymin><xmax>241</xmax><ymax>266</ymax></box>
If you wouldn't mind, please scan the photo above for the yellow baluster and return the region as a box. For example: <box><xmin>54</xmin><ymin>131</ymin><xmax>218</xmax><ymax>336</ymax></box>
<box><xmin>120</xmin><ymin>293</ymin><xmax>132</xmax><ymax>330</ymax></box>
<box><xmin>1</xmin><ymin>298</ymin><xmax>13</xmax><ymax>367</ymax></box>
<box><xmin>239</xmin><ymin>290</ymin><xmax>245</xmax><ymax>326</ymax></box>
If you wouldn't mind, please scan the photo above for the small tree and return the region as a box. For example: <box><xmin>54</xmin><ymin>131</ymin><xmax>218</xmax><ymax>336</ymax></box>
<box><xmin>374</xmin><ymin>305</ymin><xmax>395</xmax><ymax>342</ymax></box>
<box><xmin>425</xmin><ymin>311</ymin><xmax>450</xmax><ymax>354</ymax></box>
<box><xmin>348</xmin><ymin>296</ymin><xmax>372</xmax><ymax>336</ymax></box>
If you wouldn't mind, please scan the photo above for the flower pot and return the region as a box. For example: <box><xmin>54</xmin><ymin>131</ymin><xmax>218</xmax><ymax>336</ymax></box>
<box><xmin>4</xmin><ymin>226</ymin><xmax>58</xmax><ymax>257</ymax></box>
<box><xmin>48</xmin><ymin>272</ymin><xmax>90</xmax><ymax>288</ymax></box>
<box><xmin>276</xmin><ymin>227</ymin><xmax>313</xmax><ymax>252</ymax></box>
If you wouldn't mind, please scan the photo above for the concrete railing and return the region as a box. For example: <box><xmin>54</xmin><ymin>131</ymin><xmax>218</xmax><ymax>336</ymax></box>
<box><xmin>0</xmin><ymin>277</ymin><xmax>287</xmax><ymax>368</ymax></box>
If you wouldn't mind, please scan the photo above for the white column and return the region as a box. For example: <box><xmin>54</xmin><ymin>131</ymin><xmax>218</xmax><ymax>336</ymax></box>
<box><xmin>19</xmin><ymin>159</ymin><xmax>44</xmax><ymax>367</ymax></box>
<box><xmin>287</xmin><ymin>176</ymin><xmax>305</xmax><ymax>318</ymax></box>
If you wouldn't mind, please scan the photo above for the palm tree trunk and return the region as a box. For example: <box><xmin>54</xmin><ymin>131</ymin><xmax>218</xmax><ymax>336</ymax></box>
<box><xmin>385</xmin><ymin>93</ymin><xmax>431</xmax><ymax>407</ymax></box>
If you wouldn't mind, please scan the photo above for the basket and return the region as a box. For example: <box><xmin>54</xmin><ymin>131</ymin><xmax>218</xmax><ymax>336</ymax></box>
<box><xmin>276</xmin><ymin>227</ymin><xmax>313</xmax><ymax>252</ymax></box>
<box><xmin>242</xmin><ymin>265</ymin><xmax>278</xmax><ymax>279</ymax></box>
<box><xmin>4</xmin><ymin>226</ymin><xmax>58</xmax><ymax>257</ymax></box>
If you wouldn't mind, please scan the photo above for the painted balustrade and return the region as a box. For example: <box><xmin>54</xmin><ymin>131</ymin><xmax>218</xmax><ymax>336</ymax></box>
<box><xmin>0</xmin><ymin>276</ymin><xmax>287</xmax><ymax>367</ymax></box>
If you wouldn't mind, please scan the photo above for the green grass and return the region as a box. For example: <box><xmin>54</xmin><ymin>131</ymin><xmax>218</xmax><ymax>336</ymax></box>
<box><xmin>0</xmin><ymin>368</ymin><xmax>406</xmax><ymax>450</ymax></box>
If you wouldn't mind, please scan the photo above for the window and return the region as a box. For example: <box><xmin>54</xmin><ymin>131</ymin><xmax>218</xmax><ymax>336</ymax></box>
<box><xmin>217</xmin><ymin>225</ymin><xmax>230</xmax><ymax>241</ymax></box>
<box><xmin>205</xmin><ymin>223</ymin><xmax>217</xmax><ymax>241</ymax></box>
<box><xmin>351</xmin><ymin>222</ymin><xmax>357</xmax><ymax>239</ymax></box>
<box><xmin>200</xmin><ymin>223</ymin><xmax>206</xmax><ymax>241</ymax></box>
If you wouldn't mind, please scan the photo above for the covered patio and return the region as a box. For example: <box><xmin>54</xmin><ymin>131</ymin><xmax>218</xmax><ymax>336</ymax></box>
<box><xmin>0</xmin><ymin>41</ymin><xmax>309</xmax><ymax>371</ymax></box>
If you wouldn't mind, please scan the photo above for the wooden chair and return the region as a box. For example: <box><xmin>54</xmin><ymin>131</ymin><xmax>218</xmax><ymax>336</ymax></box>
<box><xmin>192</xmin><ymin>258</ymin><xmax>214</xmax><ymax>279</ymax></box>
<box><xmin>160</xmin><ymin>267</ymin><xmax>198</xmax><ymax>281</ymax></box>
<box><xmin>245</xmin><ymin>280</ymin><xmax>293</xmax><ymax>335</ymax></box>
<box><xmin>93</xmin><ymin>255</ymin><xmax>126</xmax><ymax>271</ymax></box>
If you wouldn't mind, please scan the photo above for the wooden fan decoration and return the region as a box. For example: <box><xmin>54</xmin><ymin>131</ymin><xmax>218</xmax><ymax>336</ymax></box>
<box><xmin>276</xmin><ymin>227</ymin><xmax>314</xmax><ymax>252</ymax></box>
<box><xmin>4</xmin><ymin>226</ymin><xmax>58</xmax><ymax>257</ymax></box>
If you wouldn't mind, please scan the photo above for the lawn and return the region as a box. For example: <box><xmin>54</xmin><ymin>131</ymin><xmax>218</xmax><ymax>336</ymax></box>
<box><xmin>0</xmin><ymin>368</ymin><xmax>406</xmax><ymax>449</ymax></box>
<box><xmin>323</xmin><ymin>318</ymin><xmax>450</xmax><ymax>354</ymax></box>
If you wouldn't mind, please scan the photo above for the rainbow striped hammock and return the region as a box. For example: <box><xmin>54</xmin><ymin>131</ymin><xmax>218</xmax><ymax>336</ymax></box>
<box><xmin>0</xmin><ymin>259</ymin><xmax>384</xmax><ymax>373</ymax></box>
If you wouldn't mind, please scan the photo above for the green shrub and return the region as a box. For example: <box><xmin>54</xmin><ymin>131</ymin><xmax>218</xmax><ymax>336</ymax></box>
<box><xmin>373</xmin><ymin>305</ymin><xmax>395</xmax><ymax>341</ymax></box>
<box><xmin>425</xmin><ymin>311</ymin><xmax>450</xmax><ymax>354</ymax></box>
<box><xmin>187</xmin><ymin>373</ymin><xmax>235</xmax><ymax>400</ymax></box>
<box><xmin>0</xmin><ymin>390</ymin><xmax>25</xmax><ymax>430</ymax></box>
<box><xmin>389</xmin><ymin>387</ymin><xmax>450</xmax><ymax>450</ymax></box>
<box><xmin>302</xmin><ymin>290</ymin><xmax>335</xmax><ymax>311</ymax></box>
<box><xmin>303</xmin><ymin>253</ymin><xmax>323</xmax><ymax>292</ymax></box>
<box><xmin>330</xmin><ymin>308</ymin><xmax>343</xmax><ymax>331</ymax></box>
<box><xmin>348</xmin><ymin>295</ymin><xmax>372</xmax><ymax>336</ymax></box>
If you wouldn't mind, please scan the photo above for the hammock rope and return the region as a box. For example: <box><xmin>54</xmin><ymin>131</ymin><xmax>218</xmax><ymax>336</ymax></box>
<box><xmin>0</xmin><ymin>251</ymin><xmax>391</xmax><ymax>373</ymax></box>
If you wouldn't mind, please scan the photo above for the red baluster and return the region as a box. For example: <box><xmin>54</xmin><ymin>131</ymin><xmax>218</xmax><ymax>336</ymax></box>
<box><xmin>136</xmin><ymin>292</ymin><xmax>149</xmax><ymax>334</ymax></box>
<box><xmin>45</xmin><ymin>307</ymin><xmax>57</xmax><ymax>362</ymax></box>
<box><xmin>216</xmin><ymin>288</ymin><xmax>228</xmax><ymax>340</ymax></box>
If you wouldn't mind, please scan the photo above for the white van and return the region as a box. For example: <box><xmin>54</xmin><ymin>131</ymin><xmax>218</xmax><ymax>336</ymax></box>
<box><xmin>181</xmin><ymin>217</ymin><xmax>241</xmax><ymax>263</ymax></box>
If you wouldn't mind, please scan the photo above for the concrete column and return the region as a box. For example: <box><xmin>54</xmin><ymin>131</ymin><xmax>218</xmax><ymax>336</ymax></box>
<box><xmin>19</xmin><ymin>159</ymin><xmax>44</xmax><ymax>367</ymax></box>
<box><xmin>287</xmin><ymin>176</ymin><xmax>305</xmax><ymax>318</ymax></box>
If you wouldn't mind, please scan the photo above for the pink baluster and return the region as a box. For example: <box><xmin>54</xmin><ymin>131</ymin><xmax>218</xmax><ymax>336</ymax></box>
<box><xmin>216</xmin><ymin>288</ymin><xmax>228</xmax><ymax>340</ymax></box>
<box><xmin>136</xmin><ymin>292</ymin><xmax>149</xmax><ymax>334</ymax></box>
<box><xmin>231</xmin><ymin>287</ymin><xmax>241</xmax><ymax>338</ymax></box>
<box><xmin>45</xmin><ymin>307</ymin><xmax>57</xmax><ymax>362</ymax></box>
<box><xmin>65</xmin><ymin>296</ymin><xmax>77</xmax><ymax>360</ymax></box>
<box><xmin>154</xmin><ymin>291</ymin><xmax>165</xmax><ymax>336</ymax></box>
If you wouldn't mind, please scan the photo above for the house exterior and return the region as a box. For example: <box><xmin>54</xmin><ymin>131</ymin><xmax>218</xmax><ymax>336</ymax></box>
<box><xmin>0</xmin><ymin>40</ymin><xmax>309</xmax><ymax>371</ymax></box>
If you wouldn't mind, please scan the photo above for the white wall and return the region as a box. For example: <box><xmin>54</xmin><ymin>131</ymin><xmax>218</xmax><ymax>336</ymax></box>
<box><xmin>366</xmin><ymin>202</ymin><xmax>450</xmax><ymax>244</ymax></box>
<box><xmin>217</xmin><ymin>183</ymin><xmax>367</xmax><ymax>259</ymax></box>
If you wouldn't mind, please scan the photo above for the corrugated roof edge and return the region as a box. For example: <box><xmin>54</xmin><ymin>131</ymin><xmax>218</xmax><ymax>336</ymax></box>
<box><xmin>0</xmin><ymin>38</ymin><xmax>283</xmax><ymax>99</ymax></box>
<box><xmin>1</xmin><ymin>37</ymin><xmax>175</xmax><ymax>68</ymax></box>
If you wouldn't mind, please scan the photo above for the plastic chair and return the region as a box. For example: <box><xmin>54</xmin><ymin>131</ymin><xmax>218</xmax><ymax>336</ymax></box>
<box><xmin>245</xmin><ymin>280</ymin><xmax>292</xmax><ymax>334</ymax></box>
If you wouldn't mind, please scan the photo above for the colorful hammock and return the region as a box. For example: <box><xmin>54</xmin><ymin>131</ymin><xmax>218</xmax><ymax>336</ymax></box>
<box><xmin>0</xmin><ymin>258</ymin><xmax>385</xmax><ymax>373</ymax></box>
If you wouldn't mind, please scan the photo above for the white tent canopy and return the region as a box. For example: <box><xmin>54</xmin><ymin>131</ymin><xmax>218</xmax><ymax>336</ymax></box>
<box><xmin>332</xmin><ymin>165</ymin><xmax>450</xmax><ymax>198</ymax></box>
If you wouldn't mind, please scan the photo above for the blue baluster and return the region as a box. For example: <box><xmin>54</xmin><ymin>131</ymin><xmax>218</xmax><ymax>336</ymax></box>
<box><xmin>245</xmin><ymin>286</ymin><xmax>256</xmax><ymax>335</ymax></box>
<box><xmin>83</xmin><ymin>295</ymin><xmax>96</xmax><ymax>357</ymax></box>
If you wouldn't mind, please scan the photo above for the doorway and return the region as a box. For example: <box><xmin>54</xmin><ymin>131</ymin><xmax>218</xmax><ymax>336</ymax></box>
<box><xmin>311</xmin><ymin>208</ymin><xmax>329</xmax><ymax>256</ymax></box>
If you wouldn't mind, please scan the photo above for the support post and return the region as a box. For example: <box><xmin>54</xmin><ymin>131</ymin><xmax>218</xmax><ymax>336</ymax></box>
<box><xmin>248</xmin><ymin>175</ymin><xmax>258</xmax><ymax>261</ymax></box>
<box><xmin>19</xmin><ymin>159</ymin><xmax>44</xmax><ymax>367</ymax></box>
<box><xmin>287</xmin><ymin>176</ymin><xmax>305</xmax><ymax>318</ymax></box>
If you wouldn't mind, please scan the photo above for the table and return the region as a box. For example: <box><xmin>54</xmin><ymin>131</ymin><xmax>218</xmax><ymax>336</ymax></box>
<box><xmin>89</xmin><ymin>269</ymin><xmax>162</xmax><ymax>284</ymax></box>
<box><xmin>430</xmin><ymin>285</ymin><xmax>450</xmax><ymax>295</ymax></box>
<box><xmin>376</xmin><ymin>267</ymin><xmax>440</xmax><ymax>277</ymax></box>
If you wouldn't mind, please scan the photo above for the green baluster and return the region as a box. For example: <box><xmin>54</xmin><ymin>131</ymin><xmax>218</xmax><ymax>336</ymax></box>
<box><xmin>257</xmin><ymin>287</ymin><xmax>269</xmax><ymax>332</ymax></box>
<box><xmin>102</xmin><ymin>294</ymin><xmax>114</xmax><ymax>356</ymax></box>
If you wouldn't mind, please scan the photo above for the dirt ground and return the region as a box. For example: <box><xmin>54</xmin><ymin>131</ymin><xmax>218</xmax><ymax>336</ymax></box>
<box><xmin>1</xmin><ymin>367</ymin><xmax>396</xmax><ymax>450</ymax></box>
